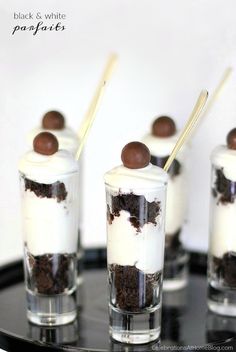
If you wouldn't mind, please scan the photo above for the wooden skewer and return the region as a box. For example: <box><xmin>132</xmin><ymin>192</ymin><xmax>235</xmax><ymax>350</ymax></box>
<box><xmin>164</xmin><ymin>90</ymin><xmax>208</xmax><ymax>172</ymax></box>
<box><xmin>76</xmin><ymin>53</ymin><xmax>118</xmax><ymax>160</ymax></box>
<box><xmin>202</xmin><ymin>67</ymin><xmax>232</xmax><ymax>118</ymax></box>
<box><xmin>163</xmin><ymin>67</ymin><xmax>232</xmax><ymax>172</ymax></box>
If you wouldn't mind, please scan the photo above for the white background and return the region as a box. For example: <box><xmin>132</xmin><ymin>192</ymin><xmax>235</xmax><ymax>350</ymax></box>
<box><xmin>0</xmin><ymin>0</ymin><xmax>236</xmax><ymax>265</ymax></box>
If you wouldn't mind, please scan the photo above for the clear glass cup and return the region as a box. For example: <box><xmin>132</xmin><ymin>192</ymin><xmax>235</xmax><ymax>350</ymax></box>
<box><xmin>150</xmin><ymin>153</ymin><xmax>189</xmax><ymax>291</ymax></box>
<box><xmin>208</xmin><ymin>160</ymin><xmax>236</xmax><ymax>316</ymax></box>
<box><xmin>27</xmin><ymin>125</ymin><xmax>84</xmax><ymax>286</ymax></box>
<box><xmin>105</xmin><ymin>180</ymin><xmax>167</xmax><ymax>344</ymax></box>
<box><xmin>19</xmin><ymin>170</ymin><xmax>80</xmax><ymax>325</ymax></box>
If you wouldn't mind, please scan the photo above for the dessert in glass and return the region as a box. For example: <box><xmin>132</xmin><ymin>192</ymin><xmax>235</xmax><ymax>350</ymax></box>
<box><xmin>143</xmin><ymin>116</ymin><xmax>188</xmax><ymax>291</ymax></box>
<box><xmin>105</xmin><ymin>142</ymin><xmax>168</xmax><ymax>344</ymax></box>
<box><xmin>27</xmin><ymin>111</ymin><xmax>79</xmax><ymax>155</ymax></box>
<box><xmin>19</xmin><ymin>132</ymin><xmax>80</xmax><ymax>325</ymax></box>
<box><xmin>27</xmin><ymin>111</ymin><xmax>83</xmax><ymax>284</ymax></box>
<box><xmin>208</xmin><ymin>128</ymin><xmax>236</xmax><ymax>316</ymax></box>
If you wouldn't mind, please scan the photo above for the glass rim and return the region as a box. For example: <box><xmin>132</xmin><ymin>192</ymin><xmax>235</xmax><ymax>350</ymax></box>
<box><xmin>104</xmin><ymin>181</ymin><xmax>167</xmax><ymax>192</ymax></box>
<box><xmin>19</xmin><ymin>169</ymin><xmax>79</xmax><ymax>182</ymax></box>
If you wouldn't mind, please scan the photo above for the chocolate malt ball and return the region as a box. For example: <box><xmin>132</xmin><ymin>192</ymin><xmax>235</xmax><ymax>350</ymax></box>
<box><xmin>42</xmin><ymin>111</ymin><xmax>65</xmax><ymax>130</ymax></box>
<box><xmin>121</xmin><ymin>141</ymin><xmax>151</xmax><ymax>169</ymax></box>
<box><xmin>227</xmin><ymin>128</ymin><xmax>236</xmax><ymax>150</ymax></box>
<box><xmin>152</xmin><ymin>116</ymin><xmax>176</xmax><ymax>137</ymax></box>
<box><xmin>33</xmin><ymin>132</ymin><xmax>59</xmax><ymax>155</ymax></box>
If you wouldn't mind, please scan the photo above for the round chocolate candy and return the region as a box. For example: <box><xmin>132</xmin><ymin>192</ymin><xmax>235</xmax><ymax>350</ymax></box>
<box><xmin>42</xmin><ymin>111</ymin><xmax>65</xmax><ymax>130</ymax></box>
<box><xmin>33</xmin><ymin>132</ymin><xmax>59</xmax><ymax>155</ymax></box>
<box><xmin>227</xmin><ymin>128</ymin><xmax>236</xmax><ymax>150</ymax></box>
<box><xmin>121</xmin><ymin>141</ymin><xmax>151</xmax><ymax>169</ymax></box>
<box><xmin>152</xmin><ymin>116</ymin><xmax>176</xmax><ymax>137</ymax></box>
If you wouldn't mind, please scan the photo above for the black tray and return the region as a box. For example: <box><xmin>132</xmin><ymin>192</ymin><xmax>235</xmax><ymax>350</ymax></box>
<box><xmin>0</xmin><ymin>250</ymin><xmax>235</xmax><ymax>351</ymax></box>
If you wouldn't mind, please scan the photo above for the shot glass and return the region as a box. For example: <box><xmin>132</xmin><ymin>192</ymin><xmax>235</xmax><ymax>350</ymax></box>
<box><xmin>208</xmin><ymin>140</ymin><xmax>236</xmax><ymax>316</ymax></box>
<box><xmin>105</xmin><ymin>162</ymin><xmax>167</xmax><ymax>343</ymax></box>
<box><xmin>27</xmin><ymin>111</ymin><xmax>84</xmax><ymax>286</ymax></box>
<box><xmin>19</xmin><ymin>137</ymin><xmax>80</xmax><ymax>325</ymax></box>
<box><xmin>143</xmin><ymin>116</ymin><xmax>189</xmax><ymax>291</ymax></box>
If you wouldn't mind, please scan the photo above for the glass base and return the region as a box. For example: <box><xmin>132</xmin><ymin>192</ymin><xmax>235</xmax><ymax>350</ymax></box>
<box><xmin>109</xmin><ymin>304</ymin><xmax>161</xmax><ymax>344</ymax></box>
<box><xmin>163</xmin><ymin>252</ymin><xmax>189</xmax><ymax>292</ymax></box>
<box><xmin>26</xmin><ymin>288</ymin><xmax>77</xmax><ymax>326</ymax></box>
<box><xmin>208</xmin><ymin>282</ymin><xmax>236</xmax><ymax>316</ymax></box>
<box><xmin>163</xmin><ymin>277</ymin><xmax>187</xmax><ymax>291</ymax></box>
<box><xmin>28</xmin><ymin>320</ymin><xmax>78</xmax><ymax>344</ymax></box>
<box><xmin>76</xmin><ymin>249</ymin><xmax>84</xmax><ymax>286</ymax></box>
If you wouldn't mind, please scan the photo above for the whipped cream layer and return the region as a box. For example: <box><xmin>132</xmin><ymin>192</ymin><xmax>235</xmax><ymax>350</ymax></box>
<box><xmin>143</xmin><ymin>133</ymin><xmax>187</xmax><ymax>236</ymax></box>
<box><xmin>107</xmin><ymin>210</ymin><xmax>165</xmax><ymax>273</ymax></box>
<box><xmin>104</xmin><ymin>164</ymin><xmax>168</xmax><ymax>201</ymax></box>
<box><xmin>142</xmin><ymin>133</ymin><xmax>186</xmax><ymax>161</ymax></box>
<box><xmin>211</xmin><ymin>146</ymin><xmax>236</xmax><ymax>182</ymax></box>
<box><xmin>19</xmin><ymin>149</ymin><xmax>79</xmax><ymax>255</ymax></box>
<box><xmin>19</xmin><ymin>150</ymin><xmax>79</xmax><ymax>184</ymax></box>
<box><xmin>105</xmin><ymin>164</ymin><xmax>167</xmax><ymax>274</ymax></box>
<box><xmin>27</xmin><ymin>127</ymin><xmax>79</xmax><ymax>156</ymax></box>
<box><xmin>210</xmin><ymin>200</ymin><xmax>236</xmax><ymax>258</ymax></box>
<box><xmin>210</xmin><ymin>146</ymin><xmax>236</xmax><ymax>257</ymax></box>
<box><xmin>165</xmin><ymin>172</ymin><xmax>187</xmax><ymax>235</ymax></box>
<box><xmin>21</xmin><ymin>172</ymin><xmax>80</xmax><ymax>255</ymax></box>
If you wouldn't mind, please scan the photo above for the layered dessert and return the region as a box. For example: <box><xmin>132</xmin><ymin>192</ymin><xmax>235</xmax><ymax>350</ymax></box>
<box><xmin>19</xmin><ymin>132</ymin><xmax>80</xmax><ymax>325</ymax></box>
<box><xmin>27</xmin><ymin>111</ymin><xmax>79</xmax><ymax>155</ymax></box>
<box><xmin>208</xmin><ymin>128</ymin><xmax>236</xmax><ymax>296</ymax></box>
<box><xmin>143</xmin><ymin>116</ymin><xmax>188</xmax><ymax>289</ymax></box>
<box><xmin>27</xmin><ymin>110</ymin><xmax>83</xmax><ymax>284</ymax></box>
<box><xmin>105</xmin><ymin>141</ymin><xmax>168</xmax><ymax>343</ymax></box>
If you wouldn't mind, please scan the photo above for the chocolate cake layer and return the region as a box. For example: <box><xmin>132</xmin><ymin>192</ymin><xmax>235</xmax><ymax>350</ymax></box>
<box><xmin>109</xmin><ymin>264</ymin><xmax>161</xmax><ymax>312</ymax></box>
<box><xmin>27</xmin><ymin>252</ymin><xmax>76</xmax><ymax>294</ymax></box>
<box><xmin>165</xmin><ymin>229</ymin><xmax>184</xmax><ymax>261</ymax></box>
<box><xmin>150</xmin><ymin>155</ymin><xmax>181</xmax><ymax>178</ymax></box>
<box><xmin>24</xmin><ymin>177</ymin><xmax>67</xmax><ymax>202</ymax></box>
<box><xmin>212</xmin><ymin>252</ymin><xmax>236</xmax><ymax>287</ymax></box>
<box><xmin>107</xmin><ymin>193</ymin><xmax>160</xmax><ymax>231</ymax></box>
<box><xmin>212</xmin><ymin>168</ymin><xmax>236</xmax><ymax>204</ymax></box>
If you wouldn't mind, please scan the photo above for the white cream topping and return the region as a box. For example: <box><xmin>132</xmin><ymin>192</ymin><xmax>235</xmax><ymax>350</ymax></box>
<box><xmin>165</xmin><ymin>173</ymin><xmax>187</xmax><ymax>235</ymax></box>
<box><xmin>107</xmin><ymin>210</ymin><xmax>165</xmax><ymax>273</ymax></box>
<box><xmin>19</xmin><ymin>150</ymin><xmax>79</xmax><ymax>184</ymax></box>
<box><xmin>210</xmin><ymin>200</ymin><xmax>236</xmax><ymax>257</ymax></box>
<box><xmin>143</xmin><ymin>132</ymin><xmax>187</xmax><ymax>236</ymax></box>
<box><xmin>21</xmin><ymin>173</ymin><xmax>80</xmax><ymax>255</ymax></box>
<box><xmin>211</xmin><ymin>145</ymin><xmax>236</xmax><ymax>182</ymax></box>
<box><xmin>105</xmin><ymin>164</ymin><xmax>167</xmax><ymax>273</ymax></box>
<box><xmin>27</xmin><ymin>126</ymin><xmax>79</xmax><ymax>155</ymax></box>
<box><xmin>142</xmin><ymin>133</ymin><xmax>186</xmax><ymax>161</ymax></box>
<box><xmin>104</xmin><ymin>164</ymin><xmax>168</xmax><ymax>197</ymax></box>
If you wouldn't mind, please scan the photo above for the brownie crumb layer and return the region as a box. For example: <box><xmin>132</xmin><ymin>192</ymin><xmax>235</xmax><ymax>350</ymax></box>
<box><xmin>212</xmin><ymin>252</ymin><xmax>236</xmax><ymax>287</ymax></box>
<box><xmin>109</xmin><ymin>264</ymin><xmax>161</xmax><ymax>312</ymax></box>
<box><xmin>165</xmin><ymin>229</ymin><xmax>184</xmax><ymax>261</ymax></box>
<box><xmin>27</xmin><ymin>252</ymin><xmax>76</xmax><ymax>294</ymax></box>
<box><xmin>212</xmin><ymin>168</ymin><xmax>236</xmax><ymax>204</ymax></box>
<box><xmin>107</xmin><ymin>193</ymin><xmax>160</xmax><ymax>231</ymax></box>
<box><xmin>150</xmin><ymin>155</ymin><xmax>181</xmax><ymax>178</ymax></box>
<box><xmin>24</xmin><ymin>177</ymin><xmax>67</xmax><ymax>202</ymax></box>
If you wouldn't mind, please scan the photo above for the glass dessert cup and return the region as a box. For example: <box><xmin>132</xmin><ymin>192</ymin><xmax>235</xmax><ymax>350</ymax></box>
<box><xmin>150</xmin><ymin>154</ymin><xmax>189</xmax><ymax>291</ymax></box>
<box><xmin>27</xmin><ymin>111</ymin><xmax>84</xmax><ymax>286</ymax></box>
<box><xmin>143</xmin><ymin>118</ymin><xmax>189</xmax><ymax>292</ymax></box>
<box><xmin>105</xmin><ymin>182</ymin><xmax>167</xmax><ymax>344</ymax></box>
<box><xmin>208</xmin><ymin>160</ymin><xmax>236</xmax><ymax>316</ymax></box>
<box><xmin>19</xmin><ymin>170</ymin><xmax>80</xmax><ymax>326</ymax></box>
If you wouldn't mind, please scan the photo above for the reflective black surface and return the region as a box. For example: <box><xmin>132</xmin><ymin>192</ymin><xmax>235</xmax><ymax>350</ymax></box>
<box><xmin>0</xmin><ymin>256</ymin><xmax>236</xmax><ymax>351</ymax></box>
